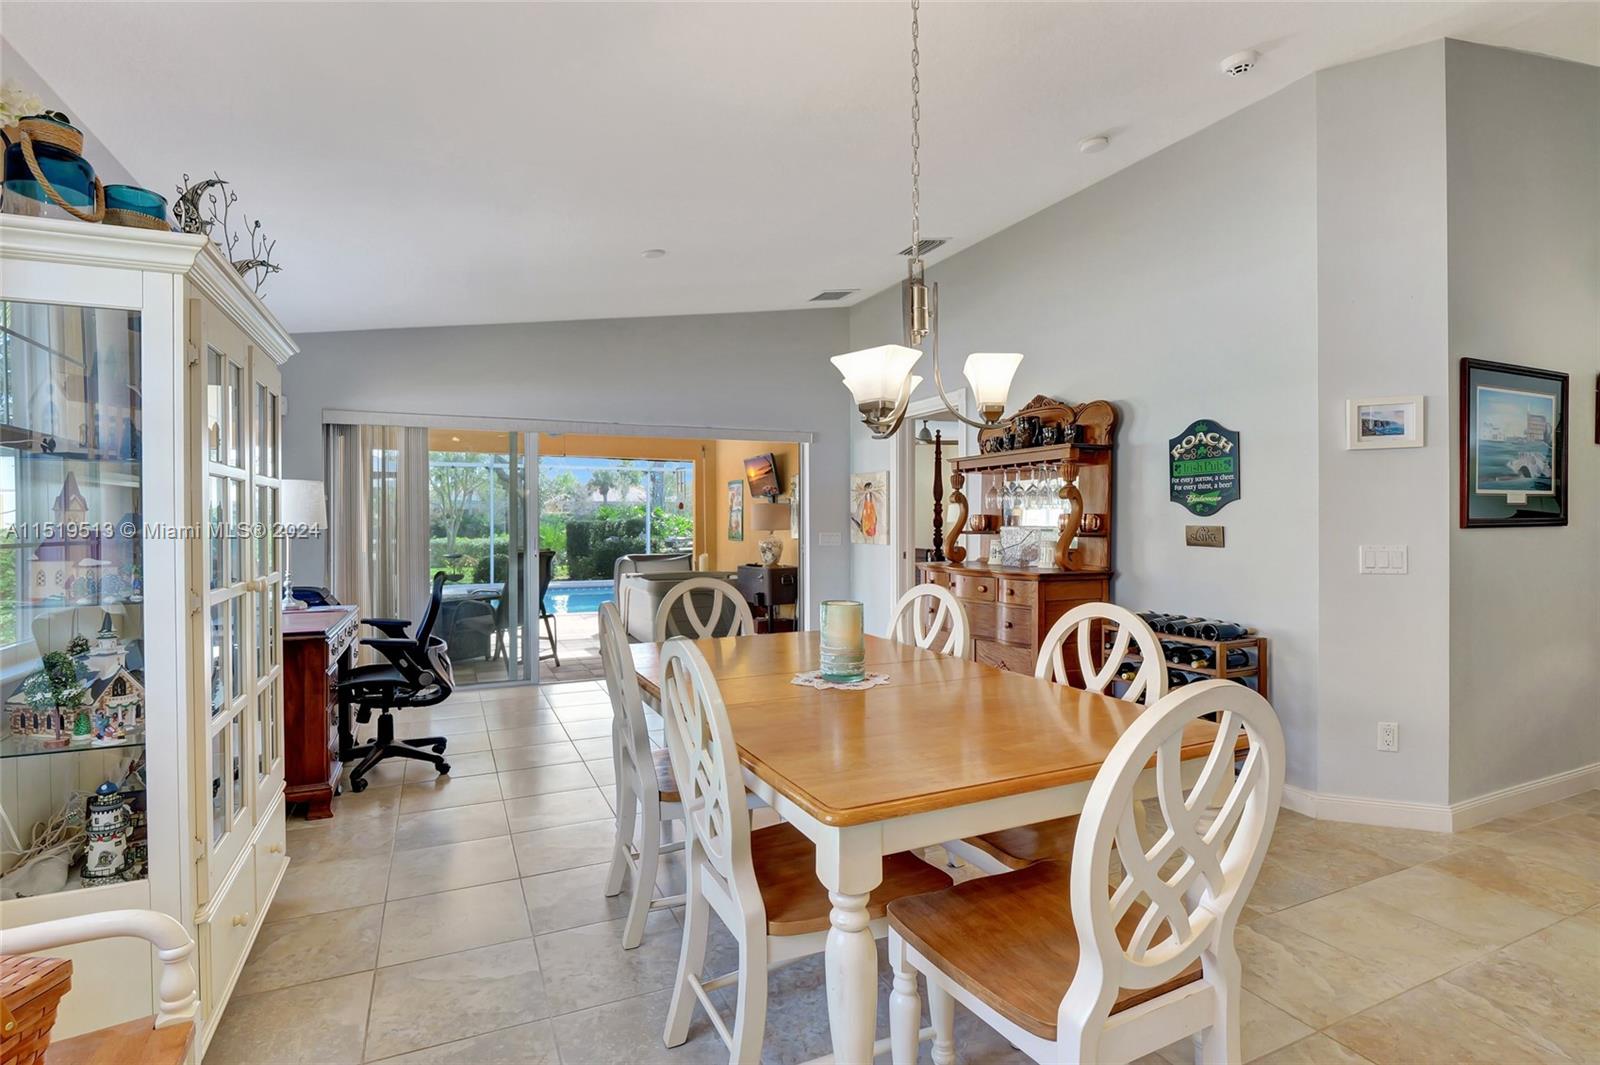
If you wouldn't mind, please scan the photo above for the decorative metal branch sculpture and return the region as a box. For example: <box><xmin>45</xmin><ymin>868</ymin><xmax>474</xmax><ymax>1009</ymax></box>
<box><xmin>172</xmin><ymin>172</ymin><xmax>226</xmax><ymax>236</ymax></box>
<box><xmin>172</xmin><ymin>171</ymin><xmax>282</xmax><ymax>294</ymax></box>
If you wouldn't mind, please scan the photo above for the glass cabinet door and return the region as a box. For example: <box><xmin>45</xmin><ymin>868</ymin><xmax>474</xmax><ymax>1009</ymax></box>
<box><xmin>200</xmin><ymin>310</ymin><xmax>253</xmax><ymax>890</ymax></box>
<box><xmin>248</xmin><ymin>351</ymin><xmax>283</xmax><ymax>813</ymax></box>
<box><xmin>0</xmin><ymin>298</ymin><xmax>151</xmax><ymax>894</ymax></box>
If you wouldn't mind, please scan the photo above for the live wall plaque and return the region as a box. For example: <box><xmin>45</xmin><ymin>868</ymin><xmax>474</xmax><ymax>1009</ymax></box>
<box><xmin>1169</xmin><ymin>419</ymin><xmax>1241</xmax><ymax>517</ymax></box>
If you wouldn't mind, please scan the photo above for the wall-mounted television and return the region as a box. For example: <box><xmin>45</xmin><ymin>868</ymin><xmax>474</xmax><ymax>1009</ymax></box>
<box><xmin>744</xmin><ymin>452</ymin><xmax>781</xmax><ymax>499</ymax></box>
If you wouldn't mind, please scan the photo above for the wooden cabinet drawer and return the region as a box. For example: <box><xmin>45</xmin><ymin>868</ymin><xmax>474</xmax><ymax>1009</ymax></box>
<box><xmin>920</xmin><ymin>568</ymin><xmax>952</xmax><ymax>590</ymax></box>
<box><xmin>996</xmin><ymin>604</ymin><xmax>1035</xmax><ymax>648</ymax></box>
<box><xmin>254</xmin><ymin>793</ymin><xmax>288</xmax><ymax>906</ymax></box>
<box><xmin>964</xmin><ymin>601</ymin><xmax>999</xmax><ymax>643</ymax></box>
<box><xmin>951</xmin><ymin>572</ymin><xmax>997</xmax><ymax>602</ymax></box>
<box><xmin>998</xmin><ymin>579</ymin><xmax>1036</xmax><ymax>607</ymax></box>
<box><xmin>201</xmin><ymin>851</ymin><xmax>258</xmax><ymax>1007</ymax></box>
<box><xmin>974</xmin><ymin>638</ymin><xmax>1035</xmax><ymax>675</ymax></box>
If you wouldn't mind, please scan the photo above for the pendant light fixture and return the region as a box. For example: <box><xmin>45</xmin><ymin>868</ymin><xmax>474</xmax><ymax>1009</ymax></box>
<box><xmin>831</xmin><ymin>0</ymin><xmax>1024</xmax><ymax>439</ymax></box>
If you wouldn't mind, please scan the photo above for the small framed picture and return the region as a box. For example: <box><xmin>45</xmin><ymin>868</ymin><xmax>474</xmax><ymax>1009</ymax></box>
<box><xmin>1459</xmin><ymin>358</ymin><xmax>1568</xmax><ymax>528</ymax></box>
<box><xmin>1346</xmin><ymin>395</ymin><xmax>1425</xmax><ymax>450</ymax></box>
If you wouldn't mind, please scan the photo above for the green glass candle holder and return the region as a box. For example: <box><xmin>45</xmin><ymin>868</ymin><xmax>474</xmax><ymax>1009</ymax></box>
<box><xmin>819</xmin><ymin>599</ymin><xmax>866</xmax><ymax>683</ymax></box>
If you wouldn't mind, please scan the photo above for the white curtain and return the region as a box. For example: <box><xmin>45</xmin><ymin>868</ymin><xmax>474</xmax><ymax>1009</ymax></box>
<box><xmin>324</xmin><ymin>424</ymin><xmax>430</xmax><ymax>640</ymax></box>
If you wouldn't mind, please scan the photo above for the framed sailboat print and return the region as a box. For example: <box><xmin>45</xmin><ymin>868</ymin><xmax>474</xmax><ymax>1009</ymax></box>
<box><xmin>1459</xmin><ymin>358</ymin><xmax>1568</xmax><ymax>528</ymax></box>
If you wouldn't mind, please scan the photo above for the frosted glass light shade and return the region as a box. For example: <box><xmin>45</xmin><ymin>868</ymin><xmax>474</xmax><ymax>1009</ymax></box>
<box><xmin>963</xmin><ymin>352</ymin><xmax>1023</xmax><ymax>419</ymax></box>
<box><xmin>281</xmin><ymin>479</ymin><xmax>328</xmax><ymax>529</ymax></box>
<box><xmin>831</xmin><ymin>344</ymin><xmax>923</xmax><ymax>409</ymax></box>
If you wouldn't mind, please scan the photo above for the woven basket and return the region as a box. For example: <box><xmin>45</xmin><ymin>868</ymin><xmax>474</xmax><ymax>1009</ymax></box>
<box><xmin>0</xmin><ymin>954</ymin><xmax>72</xmax><ymax>1065</ymax></box>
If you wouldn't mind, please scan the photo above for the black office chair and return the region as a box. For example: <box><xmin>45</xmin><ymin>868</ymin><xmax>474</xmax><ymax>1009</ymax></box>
<box><xmin>337</xmin><ymin>572</ymin><xmax>457</xmax><ymax>792</ymax></box>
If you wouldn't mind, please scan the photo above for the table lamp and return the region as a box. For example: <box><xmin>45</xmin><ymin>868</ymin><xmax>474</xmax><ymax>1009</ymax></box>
<box><xmin>280</xmin><ymin>479</ymin><xmax>327</xmax><ymax>611</ymax></box>
<box><xmin>749</xmin><ymin>500</ymin><xmax>791</xmax><ymax>566</ymax></box>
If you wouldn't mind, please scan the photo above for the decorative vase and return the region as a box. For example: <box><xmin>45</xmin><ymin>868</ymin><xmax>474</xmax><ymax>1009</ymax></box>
<box><xmin>1014</xmin><ymin>415</ymin><xmax>1040</xmax><ymax>449</ymax></box>
<box><xmin>757</xmin><ymin>538</ymin><xmax>783</xmax><ymax>566</ymax></box>
<box><xmin>1</xmin><ymin>114</ymin><xmax>105</xmax><ymax>222</ymax></box>
<box><xmin>819</xmin><ymin>600</ymin><xmax>866</xmax><ymax>683</ymax></box>
<box><xmin>82</xmin><ymin>781</ymin><xmax>129</xmax><ymax>884</ymax></box>
<box><xmin>103</xmin><ymin>184</ymin><xmax>170</xmax><ymax>230</ymax></box>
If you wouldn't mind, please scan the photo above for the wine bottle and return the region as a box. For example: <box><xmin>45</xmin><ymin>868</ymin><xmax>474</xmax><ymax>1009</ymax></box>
<box><xmin>1158</xmin><ymin>616</ymin><xmax>1198</xmax><ymax>635</ymax></box>
<box><xmin>1167</xmin><ymin>668</ymin><xmax>1191</xmax><ymax>688</ymax></box>
<box><xmin>1180</xmin><ymin>618</ymin><xmax>1219</xmax><ymax>637</ymax></box>
<box><xmin>1199</xmin><ymin>621</ymin><xmax>1254</xmax><ymax>640</ymax></box>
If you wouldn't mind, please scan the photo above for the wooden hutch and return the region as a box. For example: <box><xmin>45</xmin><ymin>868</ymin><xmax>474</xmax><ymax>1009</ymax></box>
<box><xmin>916</xmin><ymin>396</ymin><xmax>1117</xmax><ymax>675</ymax></box>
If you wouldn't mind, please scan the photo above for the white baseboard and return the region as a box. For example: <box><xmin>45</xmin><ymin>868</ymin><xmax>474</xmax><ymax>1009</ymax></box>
<box><xmin>1282</xmin><ymin>763</ymin><xmax>1600</xmax><ymax>833</ymax></box>
<box><xmin>1448</xmin><ymin>762</ymin><xmax>1600</xmax><ymax>831</ymax></box>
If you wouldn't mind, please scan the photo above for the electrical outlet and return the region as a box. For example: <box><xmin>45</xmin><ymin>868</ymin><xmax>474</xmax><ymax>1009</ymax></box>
<box><xmin>1377</xmin><ymin>722</ymin><xmax>1399</xmax><ymax>752</ymax></box>
<box><xmin>1359</xmin><ymin>545</ymin><xmax>1409</xmax><ymax>575</ymax></box>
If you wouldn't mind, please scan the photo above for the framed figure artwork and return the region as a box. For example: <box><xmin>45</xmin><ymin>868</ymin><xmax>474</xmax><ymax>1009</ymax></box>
<box><xmin>849</xmin><ymin>471</ymin><xmax>888</xmax><ymax>544</ymax></box>
<box><xmin>727</xmin><ymin>479</ymin><xmax>744</xmax><ymax>541</ymax></box>
<box><xmin>1459</xmin><ymin>358</ymin><xmax>1568</xmax><ymax>528</ymax></box>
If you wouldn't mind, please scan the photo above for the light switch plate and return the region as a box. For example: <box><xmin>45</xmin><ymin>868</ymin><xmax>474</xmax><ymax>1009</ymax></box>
<box><xmin>818</xmin><ymin>532</ymin><xmax>842</xmax><ymax>547</ymax></box>
<box><xmin>1358</xmin><ymin>544</ymin><xmax>1408</xmax><ymax>575</ymax></box>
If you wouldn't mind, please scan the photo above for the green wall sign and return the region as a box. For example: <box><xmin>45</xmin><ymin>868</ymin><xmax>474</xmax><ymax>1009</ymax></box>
<box><xmin>1169</xmin><ymin>419</ymin><xmax>1241</xmax><ymax>516</ymax></box>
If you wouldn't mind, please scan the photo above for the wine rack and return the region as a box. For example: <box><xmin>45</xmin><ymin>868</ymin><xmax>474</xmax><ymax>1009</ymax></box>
<box><xmin>1101</xmin><ymin>626</ymin><xmax>1270</xmax><ymax>702</ymax></box>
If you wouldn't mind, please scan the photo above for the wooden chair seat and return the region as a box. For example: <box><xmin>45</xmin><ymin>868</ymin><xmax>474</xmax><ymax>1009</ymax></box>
<box><xmin>753</xmin><ymin>822</ymin><xmax>953</xmax><ymax>936</ymax></box>
<box><xmin>652</xmin><ymin>747</ymin><xmax>679</xmax><ymax>803</ymax></box>
<box><xmin>44</xmin><ymin>1017</ymin><xmax>193</xmax><ymax>1065</ymax></box>
<box><xmin>966</xmin><ymin>815</ymin><xmax>1079</xmax><ymax>870</ymax></box>
<box><xmin>886</xmin><ymin>860</ymin><xmax>1203</xmax><ymax>1040</ymax></box>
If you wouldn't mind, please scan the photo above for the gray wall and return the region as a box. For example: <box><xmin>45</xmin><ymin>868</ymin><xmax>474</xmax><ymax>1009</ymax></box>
<box><xmin>1315</xmin><ymin>43</ymin><xmax>1453</xmax><ymax>805</ymax></box>
<box><xmin>283</xmin><ymin>310</ymin><xmax>853</xmax><ymax>616</ymax></box>
<box><xmin>1445</xmin><ymin>41</ymin><xmax>1600</xmax><ymax>803</ymax></box>
<box><xmin>847</xmin><ymin>80</ymin><xmax>1323</xmax><ymax>789</ymax></box>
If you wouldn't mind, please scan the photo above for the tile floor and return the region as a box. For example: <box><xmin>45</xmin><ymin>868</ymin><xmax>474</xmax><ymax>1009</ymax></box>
<box><xmin>209</xmin><ymin>679</ymin><xmax>1600</xmax><ymax>1064</ymax></box>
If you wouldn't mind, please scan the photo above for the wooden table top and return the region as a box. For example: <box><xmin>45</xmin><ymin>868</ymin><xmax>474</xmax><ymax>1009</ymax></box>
<box><xmin>630</xmin><ymin>632</ymin><xmax>1233</xmax><ymax>827</ymax></box>
<box><xmin>282</xmin><ymin>604</ymin><xmax>359</xmax><ymax>639</ymax></box>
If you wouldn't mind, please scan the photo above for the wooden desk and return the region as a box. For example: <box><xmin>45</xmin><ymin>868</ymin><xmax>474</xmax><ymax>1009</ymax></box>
<box><xmin>630</xmin><ymin>632</ymin><xmax>1240</xmax><ymax>1063</ymax></box>
<box><xmin>282</xmin><ymin>606</ymin><xmax>359</xmax><ymax>819</ymax></box>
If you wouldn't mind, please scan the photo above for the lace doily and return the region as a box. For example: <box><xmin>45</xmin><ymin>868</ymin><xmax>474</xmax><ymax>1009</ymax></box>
<box><xmin>790</xmin><ymin>670</ymin><xmax>891</xmax><ymax>691</ymax></box>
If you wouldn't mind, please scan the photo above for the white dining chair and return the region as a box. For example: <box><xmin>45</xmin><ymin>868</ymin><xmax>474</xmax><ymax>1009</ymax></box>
<box><xmin>599</xmin><ymin>601</ymin><xmax>687</xmax><ymax>949</ymax></box>
<box><xmin>658</xmin><ymin>637</ymin><xmax>952</xmax><ymax>1064</ymax></box>
<box><xmin>652</xmin><ymin>576</ymin><xmax>757</xmax><ymax>641</ymax></box>
<box><xmin>949</xmin><ymin>603</ymin><xmax>1168</xmax><ymax>873</ymax></box>
<box><xmin>887</xmin><ymin>679</ymin><xmax>1285</xmax><ymax>1065</ymax></box>
<box><xmin>886</xmin><ymin>582</ymin><xmax>971</xmax><ymax>658</ymax></box>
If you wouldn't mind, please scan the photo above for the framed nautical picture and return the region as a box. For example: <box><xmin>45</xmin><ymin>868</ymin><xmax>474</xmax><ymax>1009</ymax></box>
<box><xmin>727</xmin><ymin>479</ymin><xmax>744</xmax><ymax>541</ymax></box>
<box><xmin>849</xmin><ymin>471</ymin><xmax>888</xmax><ymax>544</ymax></box>
<box><xmin>1346</xmin><ymin>395</ymin><xmax>1424</xmax><ymax>450</ymax></box>
<box><xmin>1459</xmin><ymin>358</ymin><xmax>1568</xmax><ymax>528</ymax></box>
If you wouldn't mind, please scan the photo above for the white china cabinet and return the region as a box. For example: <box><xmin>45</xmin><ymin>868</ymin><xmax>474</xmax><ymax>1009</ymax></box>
<box><xmin>0</xmin><ymin>214</ymin><xmax>295</xmax><ymax>1053</ymax></box>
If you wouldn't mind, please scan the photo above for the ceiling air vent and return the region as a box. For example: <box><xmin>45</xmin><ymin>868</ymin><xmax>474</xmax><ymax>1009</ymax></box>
<box><xmin>809</xmin><ymin>289</ymin><xmax>859</xmax><ymax>302</ymax></box>
<box><xmin>898</xmin><ymin>238</ymin><xmax>948</xmax><ymax>256</ymax></box>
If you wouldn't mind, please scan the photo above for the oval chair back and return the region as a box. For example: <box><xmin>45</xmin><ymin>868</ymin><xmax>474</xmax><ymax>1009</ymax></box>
<box><xmin>886</xmin><ymin>583</ymin><xmax>971</xmax><ymax>657</ymax></box>
<box><xmin>1037</xmin><ymin>603</ymin><xmax>1167</xmax><ymax>705</ymax></box>
<box><xmin>652</xmin><ymin>576</ymin><xmax>756</xmax><ymax>641</ymax></box>
<box><xmin>1060</xmin><ymin>679</ymin><xmax>1284</xmax><ymax>1062</ymax></box>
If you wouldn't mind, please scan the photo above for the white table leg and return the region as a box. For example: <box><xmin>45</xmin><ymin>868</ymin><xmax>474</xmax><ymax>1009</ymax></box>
<box><xmin>818</xmin><ymin>825</ymin><xmax>883</xmax><ymax>1065</ymax></box>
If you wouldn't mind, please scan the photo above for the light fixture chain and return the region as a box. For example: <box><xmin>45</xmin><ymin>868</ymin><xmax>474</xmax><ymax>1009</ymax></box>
<box><xmin>910</xmin><ymin>0</ymin><xmax>922</xmax><ymax>280</ymax></box>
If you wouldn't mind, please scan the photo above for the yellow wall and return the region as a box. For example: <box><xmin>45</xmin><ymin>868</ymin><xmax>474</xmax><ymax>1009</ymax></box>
<box><xmin>534</xmin><ymin>433</ymin><xmax>798</xmax><ymax>573</ymax></box>
<box><xmin>709</xmin><ymin>440</ymin><xmax>800</xmax><ymax>570</ymax></box>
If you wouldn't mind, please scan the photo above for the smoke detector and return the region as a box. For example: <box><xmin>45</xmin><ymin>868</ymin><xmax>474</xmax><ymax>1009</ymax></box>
<box><xmin>1077</xmin><ymin>135</ymin><xmax>1110</xmax><ymax>154</ymax></box>
<box><xmin>1220</xmin><ymin>50</ymin><xmax>1259</xmax><ymax>77</ymax></box>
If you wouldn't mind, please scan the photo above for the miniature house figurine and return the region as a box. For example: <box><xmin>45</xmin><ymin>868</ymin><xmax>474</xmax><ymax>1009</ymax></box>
<box><xmin>31</xmin><ymin>472</ymin><xmax>100</xmax><ymax>601</ymax></box>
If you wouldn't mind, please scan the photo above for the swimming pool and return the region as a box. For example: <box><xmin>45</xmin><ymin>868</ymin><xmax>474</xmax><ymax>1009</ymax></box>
<box><xmin>546</xmin><ymin>581</ymin><xmax>615</xmax><ymax>615</ymax></box>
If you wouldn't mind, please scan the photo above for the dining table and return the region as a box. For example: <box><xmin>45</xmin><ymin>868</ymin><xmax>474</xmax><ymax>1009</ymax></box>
<box><xmin>629</xmin><ymin>630</ymin><xmax>1240</xmax><ymax>1065</ymax></box>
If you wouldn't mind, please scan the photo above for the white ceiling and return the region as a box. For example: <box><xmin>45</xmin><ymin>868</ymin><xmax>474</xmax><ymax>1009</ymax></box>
<box><xmin>5</xmin><ymin>2</ymin><xmax>1595</xmax><ymax>334</ymax></box>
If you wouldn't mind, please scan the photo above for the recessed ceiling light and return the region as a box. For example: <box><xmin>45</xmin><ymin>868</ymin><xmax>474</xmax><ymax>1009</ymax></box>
<box><xmin>641</xmin><ymin>248</ymin><xmax>667</xmax><ymax>259</ymax></box>
<box><xmin>1220</xmin><ymin>50</ymin><xmax>1259</xmax><ymax>77</ymax></box>
<box><xmin>1077</xmin><ymin>135</ymin><xmax>1111</xmax><ymax>154</ymax></box>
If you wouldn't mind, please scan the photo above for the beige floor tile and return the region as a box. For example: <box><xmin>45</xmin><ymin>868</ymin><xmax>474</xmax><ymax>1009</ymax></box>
<box><xmin>498</xmin><ymin>762</ymin><xmax>596</xmax><ymax>799</ymax></box>
<box><xmin>399</xmin><ymin>773</ymin><xmax>504</xmax><ymax>813</ymax></box>
<box><xmin>520</xmin><ymin>863</ymin><xmax>633</xmax><ymax>934</ymax></box>
<box><xmin>504</xmin><ymin>787</ymin><xmax>615</xmax><ymax>834</ymax></box>
<box><xmin>350</xmin><ymin>760</ymin><xmax>410</xmax><ymax>790</ymax></box>
<box><xmin>205</xmin><ymin>971</ymin><xmax>373</xmax><ymax>1065</ymax></box>
<box><xmin>1458</xmin><ymin>799</ymin><xmax>1589</xmax><ymax>838</ymax></box>
<box><xmin>1267</xmin><ymin>890</ymin><xmax>1492</xmax><ymax>985</ymax></box>
<box><xmin>1472</xmin><ymin>824</ymin><xmax>1600</xmax><ymax>880</ymax></box>
<box><xmin>1236</xmin><ymin>922</ymin><xmax>1416</xmax><ymax>1028</ymax></box>
<box><xmin>1247</xmin><ymin>858</ymin><xmax>1341</xmax><ymax>914</ymax></box>
<box><xmin>387</xmin><ymin>834</ymin><xmax>522</xmax><ymax>900</ymax></box>
<box><xmin>236</xmin><ymin>904</ymin><xmax>384</xmax><ymax>996</ymax></box>
<box><xmin>290</xmin><ymin>783</ymin><xmax>401</xmax><ymax>832</ymax></box>
<box><xmin>1327</xmin><ymin>978</ymin><xmax>1572</xmax><ymax>1065</ymax></box>
<box><xmin>365</xmin><ymin>939</ymin><xmax>547</xmax><ymax>1061</ymax></box>
<box><xmin>393</xmin><ymin>800</ymin><xmax>510</xmax><ymax>851</ymax></box>
<box><xmin>549</xmin><ymin>987</ymin><xmax>729</xmax><ymax>1065</ymax></box>
<box><xmin>376</xmin><ymin>879</ymin><xmax>533</xmax><ymax>967</ymax></box>
<box><xmin>1261</xmin><ymin>832</ymin><xmax>1406</xmax><ymax>894</ymax></box>
<box><xmin>1425</xmin><ymin>846</ymin><xmax>1600</xmax><ymax>916</ymax></box>
<box><xmin>534</xmin><ymin>911</ymin><xmax>683</xmax><ymax>1015</ymax></box>
<box><xmin>425</xmin><ymin>719</ymin><xmax>492</xmax><ymax>740</ymax></box>
<box><xmin>1444</xmin><ymin>944</ymin><xmax>1600</xmax><ymax>1062</ymax></box>
<box><xmin>1303</xmin><ymin>820</ymin><xmax>1468</xmax><ymax>867</ymax></box>
<box><xmin>1347</xmin><ymin>864</ymin><xmax>1562</xmax><ymax>946</ymax></box>
<box><xmin>573</xmin><ymin>736</ymin><xmax>615</xmax><ymax>762</ymax></box>
<box><xmin>512</xmin><ymin>817</ymin><xmax>617</xmax><ymax>876</ymax></box>
<box><xmin>1539</xmin><ymin>812</ymin><xmax>1600</xmax><ymax>846</ymax></box>
<box><xmin>552</xmin><ymin>701</ymin><xmax>616</xmax><ymax>723</ymax></box>
<box><xmin>480</xmin><ymin>704</ymin><xmax>560</xmax><ymax>729</ymax></box>
<box><xmin>489</xmin><ymin>723</ymin><xmax>570</xmax><ymax>749</ymax></box>
<box><xmin>267</xmin><ymin>853</ymin><xmax>392</xmax><ymax>922</ymax></box>
<box><xmin>558</xmin><ymin>716</ymin><xmax>617</xmax><ymax>740</ymax></box>
<box><xmin>1152</xmin><ymin>992</ymin><xmax>1312</xmax><ymax>1064</ymax></box>
<box><xmin>1498</xmin><ymin>910</ymin><xmax>1600</xmax><ymax>990</ymax></box>
<box><xmin>586</xmin><ymin>757</ymin><xmax>617</xmax><ymax>787</ymax></box>
<box><xmin>286</xmin><ymin>814</ymin><xmax>396</xmax><ymax>863</ymax></box>
<box><xmin>492</xmin><ymin>741</ymin><xmax>583</xmax><ymax>772</ymax></box>
<box><xmin>404</xmin><ymin>750</ymin><xmax>499</xmax><ymax>782</ymax></box>
<box><xmin>436</xmin><ymin>732</ymin><xmax>492</xmax><ymax>755</ymax></box>
<box><xmin>544</xmin><ymin>686</ymin><xmax>613</xmax><ymax>707</ymax></box>
<box><xmin>1246</xmin><ymin>1033</ymin><xmax>1375</xmax><ymax>1065</ymax></box>
<box><xmin>371</xmin><ymin>1020</ymin><xmax>559</xmax><ymax>1064</ymax></box>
